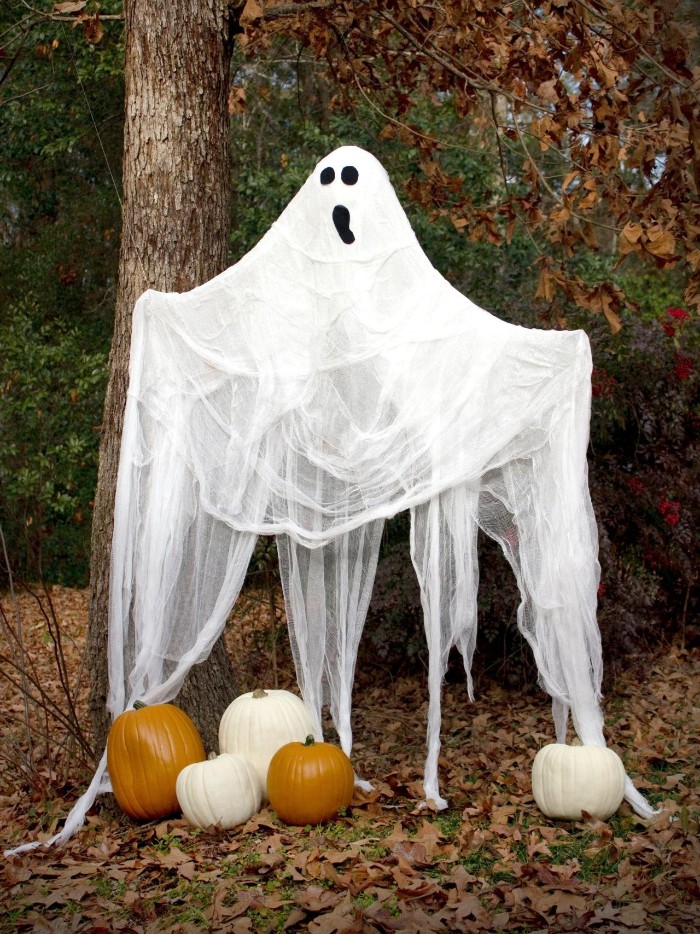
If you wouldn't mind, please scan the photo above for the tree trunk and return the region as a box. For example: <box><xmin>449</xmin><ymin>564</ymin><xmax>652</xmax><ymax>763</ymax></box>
<box><xmin>86</xmin><ymin>0</ymin><xmax>241</xmax><ymax>756</ymax></box>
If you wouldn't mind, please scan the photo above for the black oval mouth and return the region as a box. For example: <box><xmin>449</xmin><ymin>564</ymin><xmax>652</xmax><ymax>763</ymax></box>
<box><xmin>332</xmin><ymin>205</ymin><xmax>355</xmax><ymax>245</ymax></box>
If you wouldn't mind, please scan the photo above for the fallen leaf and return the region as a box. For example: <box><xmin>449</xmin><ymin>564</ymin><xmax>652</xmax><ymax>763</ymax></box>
<box><xmin>618</xmin><ymin>903</ymin><xmax>648</xmax><ymax>927</ymax></box>
<box><xmin>296</xmin><ymin>885</ymin><xmax>341</xmax><ymax>912</ymax></box>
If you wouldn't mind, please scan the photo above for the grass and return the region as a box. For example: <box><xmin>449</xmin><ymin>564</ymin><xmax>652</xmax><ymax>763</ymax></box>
<box><xmin>323</xmin><ymin>816</ymin><xmax>372</xmax><ymax>844</ymax></box>
<box><xmin>153</xmin><ymin>880</ymin><xmax>215</xmax><ymax>928</ymax></box>
<box><xmin>546</xmin><ymin>832</ymin><xmax>596</xmax><ymax>865</ymax></box>
<box><xmin>246</xmin><ymin>908</ymin><xmax>290</xmax><ymax>932</ymax></box>
<box><xmin>5</xmin><ymin>906</ymin><xmax>29</xmax><ymax>926</ymax></box>
<box><xmin>458</xmin><ymin>847</ymin><xmax>498</xmax><ymax>876</ymax></box>
<box><xmin>434</xmin><ymin>809</ymin><xmax>462</xmax><ymax>837</ymax></box>
<box><xmin>92</xmin><ymin>875</ymin><xmax>127</xmax><ymax>899</ymax></box>
<box><xmin>361</xmin><ymin>842</ymin><xmax>390</xmax><ymax>859</ymax></box>
<box><xmin>353</xmin><ymin>891</ymin><xmax>377</xmax><ymax>908</ymax></box>
<box><xmin>220</xmin><ymin>851</ymin><xmax>263</xmax><ymax>876</ymax></box>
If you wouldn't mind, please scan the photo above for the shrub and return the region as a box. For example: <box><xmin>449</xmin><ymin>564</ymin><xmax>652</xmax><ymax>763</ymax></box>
<box><xmin>0</xmin><ymin>298</ymin><xmax>107</xmax><ymax>585</ymax></box>
<box><xmin>588</xmin><ymin>305</ymin><xmax>698</xmax><ymax>667</ymax></box>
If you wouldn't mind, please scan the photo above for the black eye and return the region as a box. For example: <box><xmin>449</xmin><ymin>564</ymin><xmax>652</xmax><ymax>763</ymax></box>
<box><xmin>320</xmin><ymin>167</ymin><xmax>335</xmax><ymax>185</ymax></box>
<box><xmin>341</xmin><ymin>165</ymin><xmax>359</xmax><ymax>185</ymax></box>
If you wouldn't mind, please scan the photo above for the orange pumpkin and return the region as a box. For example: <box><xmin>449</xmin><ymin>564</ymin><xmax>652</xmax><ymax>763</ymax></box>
<box><xmin>106</xmin><ymin>701</ymin><xmax>206</xmax><ymax>820</ymax></box>
<box><xmin>267</xmin><ymin>735</ymin><xmax>354</xmax><ymax>825</ymax></box>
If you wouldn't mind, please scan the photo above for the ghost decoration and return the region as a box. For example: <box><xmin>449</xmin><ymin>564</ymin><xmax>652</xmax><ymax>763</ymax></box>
<box><xmin>6</xmin><ymin>146</ymin><xmax>655</xmax><ymax>856</ymax></box>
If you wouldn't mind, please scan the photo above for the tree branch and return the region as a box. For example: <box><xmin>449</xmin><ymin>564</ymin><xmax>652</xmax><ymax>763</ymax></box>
<box><xmin>0</xmin><ymin>15</ymin><xmax>37</xmax><ymax>89</ymax></box>
<box><xmin>573</xmin><ymin>0</ymin><xmax>697</xmax><ymax>98</ymax></box>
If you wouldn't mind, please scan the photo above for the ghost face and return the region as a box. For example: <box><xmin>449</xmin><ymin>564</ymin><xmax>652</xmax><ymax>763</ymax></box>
<box><xmin>273</xmin><ymin>145</ymin><xmax>417</xmax><ymax>262</ymax></box>
<box><xmin>319</xmin><ymin>162</ymin><xmax>360</xmax><ymax>244</ymax></box>
<box><xmin>314</xmin><ymin>147</ymin><xmax>385</xmax><ymax>253</ymax></box>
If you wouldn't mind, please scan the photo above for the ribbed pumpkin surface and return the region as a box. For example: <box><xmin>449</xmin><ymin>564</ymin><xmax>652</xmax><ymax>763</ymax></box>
<box><xmin>176</xmin><ymin>753</ymin><xmax>262</xmax><ymax>829</ymax></box>
<box><xmin>107</xmin><ymin>703</ymin><xmax>205</xmax><ymax>820</ymax></box>
<box><xmin>218</xmin><ymin>688</ymin><xmax>314</xmax><ymax>798</ymax></box>
<box><xmin>531</xmin><ymin>742</ymin><xmax>626</xmax><ymax>820</ymax></box>
<box><xmin>267</xmin><ymin>738</ymin><xmax>354</xmax><ymax>825</ymax></box>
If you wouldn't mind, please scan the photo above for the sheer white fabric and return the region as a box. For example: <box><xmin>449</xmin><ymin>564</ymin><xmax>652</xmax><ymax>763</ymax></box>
<box><xmin>277</xmin><ymin>519</ymin><xmax>384</xmax><ymax>791</ymax></box>
<box><xmin>6</xmin><ymin>146</ymin><xmax>654</xmax><ymax>856</ymax></box>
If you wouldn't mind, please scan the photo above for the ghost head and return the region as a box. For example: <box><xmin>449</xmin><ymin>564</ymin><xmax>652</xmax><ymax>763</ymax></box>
<box><xmin>273</xmin><ymin>146</ymin><xmax>417</xmax><ymax>262</ymax></box>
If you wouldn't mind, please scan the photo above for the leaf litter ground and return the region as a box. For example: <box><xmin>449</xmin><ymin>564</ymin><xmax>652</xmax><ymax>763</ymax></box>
<box><xmin>1</xmin><ymin>584</ymin><xmax>698</xmax><ymax>932</ymax></box>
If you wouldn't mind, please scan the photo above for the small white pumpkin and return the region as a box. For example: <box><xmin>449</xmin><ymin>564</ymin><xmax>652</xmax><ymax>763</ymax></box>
<box><xmin>532</xmin><ymin>741</ymin><xmax>626</xmax><ymax>820</ymax></box>
<box><xmin>176</xmin><ymin>753</ymin><xmax>262</xmax><ymax>829</ymax></box>
<box><xmin>218</xmin><ymin>688</ymin><xmax>315</xmax><ymax>799</ymax></box>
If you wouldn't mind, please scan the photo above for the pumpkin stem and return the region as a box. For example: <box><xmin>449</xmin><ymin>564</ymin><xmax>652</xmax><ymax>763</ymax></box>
<box><xmin>303</xmin><ymin>735</ymin><xmax>316</xmax><ymax>747</ymax></box>
<box><xmin>133</xmin><ymin>700</ymin><xmax>147</xmax><ymax>710</ymax></box>
<box><xmin>252</xmin><ymin>689</ymin><xmax>268</xmax><ymax>699</ymax></box>
<box><xmin>571</xmin><ymin>736</ymin><xmax>583</xmax><ymax>746</ymax></box>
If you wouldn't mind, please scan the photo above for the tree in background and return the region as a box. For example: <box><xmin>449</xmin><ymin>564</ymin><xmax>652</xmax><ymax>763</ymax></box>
<box><xmin>84</xmin><ymin>0</ymin><xmax>247</xmax><ymax>753</ymax></box>
<box><xmin>0</xmin><ymin>0</ymin><xmax>123</xmax><ymax>585</ymax></box>
<box><xmin>1</xmin><ymin>0</ymin><xmax>246</xmax><ymax>751</ymax></box>
<box><xmin>0</xmin><ymin>1</ymin><xmax>123</xmax><ymax>327</ymax></box>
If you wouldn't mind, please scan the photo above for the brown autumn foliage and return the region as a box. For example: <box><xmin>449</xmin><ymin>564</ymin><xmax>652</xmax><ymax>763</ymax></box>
<box><xmin>1</xmin><ymin>585</ymin><xmax>699</xmax><ymax>932</ymax></box>
<box><xmin>240</xmin><ymin>0</ymin><xmax>700</xmax><ymax>326</ymax></box>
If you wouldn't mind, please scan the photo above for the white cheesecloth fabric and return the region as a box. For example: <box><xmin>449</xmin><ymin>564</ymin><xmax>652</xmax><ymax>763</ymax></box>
<box><xmin>6</xmin><ymin>145</ymin><xmax>655</xmax><ymax>856</ymax></box>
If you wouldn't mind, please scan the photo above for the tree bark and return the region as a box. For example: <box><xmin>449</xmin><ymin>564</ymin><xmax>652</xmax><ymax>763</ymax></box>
<box><xmin>86</xmin><ymin>0</ymin><xmax>242</xmax><ymax>756</ymax></box>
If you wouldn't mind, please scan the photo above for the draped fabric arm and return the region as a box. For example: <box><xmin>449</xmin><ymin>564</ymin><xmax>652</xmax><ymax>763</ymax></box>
<box><xmin>474</xmin><ymin>331</ymin><xmax>657</xmax><ymax>819</ymax></box>
<box><xmin>108</xmin><ymin>290</ymin><xmax>263</xmax><ymax>717</ymax></box>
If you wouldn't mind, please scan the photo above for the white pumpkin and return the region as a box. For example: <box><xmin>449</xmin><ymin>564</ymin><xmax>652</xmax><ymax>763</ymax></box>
<box><xmin>532</xmin><ymin>741</ymin><xmax>627</xmax><ymax>820</ymax></box>
<box><xmin>176</xmin><ymin>753</ymin><xmax>262</xmax><ymax>829</ymax></box>
<box><xmin>218</xmin><ymin>688</ymin><xmax>315</xmax><ymax>799</ymax></box>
